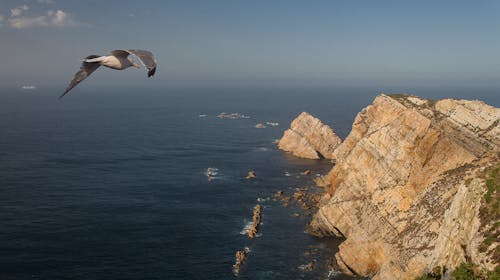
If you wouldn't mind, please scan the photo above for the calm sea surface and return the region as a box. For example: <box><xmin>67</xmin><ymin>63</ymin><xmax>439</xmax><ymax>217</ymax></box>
<box><xmin>0</xmin><ymin>88</ymin><xmax>498</xmax><ymax>279</ymax></box>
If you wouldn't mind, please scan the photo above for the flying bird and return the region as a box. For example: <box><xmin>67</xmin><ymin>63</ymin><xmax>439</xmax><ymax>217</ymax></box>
<box><xmin>60</xmin><ymin>49</ymin><xmax>157</xmax><ymax>99</ymax></box>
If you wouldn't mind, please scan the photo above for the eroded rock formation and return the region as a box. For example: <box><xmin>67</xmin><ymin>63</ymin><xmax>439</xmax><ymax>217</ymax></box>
<box><xmin>278</xmin><ymin>112</ymin><xmax>342</xmax><ymax>159</ymax></box>
<box><xmin>307</xmin><ymin>94</ymin><xmax>499</xmax><ymax>279</ymax></box>
<box><xmin>248</xmin><ymin>205</ymin><xmax>262</xmax><ymax>239</ymax></box>
<box><xmin>233</xmin><ymin>247</ymin><xmax>250</xmax><ymax>274</ymax></box>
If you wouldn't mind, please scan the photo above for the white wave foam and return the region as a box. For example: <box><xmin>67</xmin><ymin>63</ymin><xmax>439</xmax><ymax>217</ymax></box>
<box><xmin>217</xmin><ymin>112</ymin><xmax>250</xmax><ymax>119</ymax></box>
<box><xmin>239</xmin><ymin>221</ymin><xmax>263</xmax><ymax>237</ymax></box>
<box><xmin>257</xmin><ymin>197</ymin><xmax>270</xmax><ymax>202</ymax></box>
<box><xmin>327</xmin><ymin>269</ymin><xmax>341</xmax><ymax>278</ymax></box>
<box><xmin>205</xmin><ymin>167</ymin><xmax>219</xmax><ymax>181</ymax></box>
<box><xmin>240</xmin><ymin>220</ymin><xmax>253</xmax><ymax>235</ymax></box>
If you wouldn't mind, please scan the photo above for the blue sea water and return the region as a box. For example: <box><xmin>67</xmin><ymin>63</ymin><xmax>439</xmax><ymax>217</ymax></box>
<box><xmin>0</xmin><ymin>88</ymin><xmax>498</xmax><ymax>280</ymax></box>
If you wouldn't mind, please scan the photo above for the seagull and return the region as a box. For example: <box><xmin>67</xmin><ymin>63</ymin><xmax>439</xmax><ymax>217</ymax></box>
<box><xmin>60</xmin><ymin>49</ymin><xmax>157</xmax><ymax>99</ymax></box>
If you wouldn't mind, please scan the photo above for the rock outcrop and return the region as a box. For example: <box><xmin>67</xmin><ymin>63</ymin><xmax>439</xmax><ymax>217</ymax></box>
<box><xmin>246</xmin><ymin>170</ymin><xmax>256</xmax><ymax>180</ymax></box>
<box><xmin>307</xmin><ymin>94</ymin><xmax>499</xmax><ymax>279</ymax></box>
<box><xmin>233</xmin><ymin>247</ymin><xmax>250</xmax><ymax>274</ymax></box>
<box><xmin>301</xmin><ymin>169</ymin><xmax>311</xmax><ymax>176</ymax></box>
<box><xmin>248</xmin><ymin>205</ymin><xmax>262</xmax><ymax>239</ymax></box>
<box><xmin>278</xmin><ymin>112</ymin><xmax>342</xmax><ymax>159</ymax></box>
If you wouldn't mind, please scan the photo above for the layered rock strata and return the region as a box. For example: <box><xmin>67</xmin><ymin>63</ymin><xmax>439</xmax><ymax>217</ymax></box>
<box><xmin>307</xmin><ymin>94</ymin><xmax>499</xmax><ymax>279</ymax></box>
<box><xmin>278</xmin><ymin>112</ymin><xmax>342</xmax><ymax>159</ymax></box>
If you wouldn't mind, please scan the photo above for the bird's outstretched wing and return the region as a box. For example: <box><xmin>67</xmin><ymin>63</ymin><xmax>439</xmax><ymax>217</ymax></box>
<box><xmin>127</xmin><ymin>49</ymin><xmax>157</xmax><ymax>77</ymax></box>
<box><xmin>110</xmin><ymin>50</ymin><xmax>130</xmax><ymax>59</ymax></box>
<box><xmin>110</xmin><ymin>49</ymin><xmax>157</xmax><ymax>77</ymax></box>
<box><xmin>60</xmin><ymin>55</ymin><xmax>101</xmax><ymax>99</ymax></box>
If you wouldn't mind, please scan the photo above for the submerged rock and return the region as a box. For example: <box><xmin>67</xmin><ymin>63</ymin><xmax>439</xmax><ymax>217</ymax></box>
<box><xmin>307</xmin><ymin>94</ymin><xmax>499</xmax><ymax>279</ymax></box>
<box><xmin>298</xmin><ymin>260</ymin><xmax>317</xmax><ymax>272</ymax></box>
<box><xmin>278</xmin><ymin>112</ymin><xmax>342</xmax><ymax>159</ymax></box>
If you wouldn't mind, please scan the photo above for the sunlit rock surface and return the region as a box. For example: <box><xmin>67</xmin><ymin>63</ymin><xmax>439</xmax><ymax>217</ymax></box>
<box><xmin>307</xmin><ymin>94</ymin><xmax>499</xmax><ymax>279</ymax></box>
<box><xmin>278</xmin><ymin>112</ymin><xmax>342</xmax><ymax>159</ymax></box>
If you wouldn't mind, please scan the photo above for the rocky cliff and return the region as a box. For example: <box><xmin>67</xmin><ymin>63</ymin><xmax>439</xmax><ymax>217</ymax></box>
<box><xmin>278</xmin><ymin>112</ymin><xmax>342</xmax><ymax>159</ymax></box>
<box><xmin>306</xmin><ymin>94</ymin><xmax>499</xmax><ymax>279</ymax></box>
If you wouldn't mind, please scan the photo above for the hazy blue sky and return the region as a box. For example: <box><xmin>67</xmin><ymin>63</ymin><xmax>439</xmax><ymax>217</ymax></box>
<box><xmin>1</xmin><ymin>0</ymin><xmax>500</xmax><ymax>91</ymax></box>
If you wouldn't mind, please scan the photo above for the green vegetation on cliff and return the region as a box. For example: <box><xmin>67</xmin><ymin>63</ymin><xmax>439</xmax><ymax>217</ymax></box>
<box><xmin>415</xmin><ymin>163</ymin><xmax>499</xmax><ymax>280</ymax></box>
<box><xmin>479</xmin><ymin>163</ymin><xmax>499</xmax><ymax>265</ymax></box>
<box><xmin>415</xmin><ymin>262</ymin><xmax>500</xmax><ymax>280</ymax></box>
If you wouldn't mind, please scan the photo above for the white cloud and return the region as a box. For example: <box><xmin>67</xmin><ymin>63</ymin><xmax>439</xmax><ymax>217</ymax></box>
<box><xmin>9</xmin><ymin>15</ymin><xmax>46</xmax><ymax>29</ymax></box>
<box><xmin>9</xmin><ymin>9</ymin><xmax>86</xmax><ymax>29</ymax></box>
<box><xmin>10</xmin><ymin>5</ymin><xmax>29</xmax><ymax>17</ymax></box>
<box><xmin>48</xmin><ymin>9</ymin><xmax>67</xmax><ymax>25</ymax></box>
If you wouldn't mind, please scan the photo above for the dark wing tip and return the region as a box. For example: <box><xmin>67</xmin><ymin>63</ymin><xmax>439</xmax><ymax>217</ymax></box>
<box><xmin>59</xmin><ymin>87</ymin><xmax>71</xmax><ymax>99</ymax></box>
<box><xmin>148</xmin><ymin>67</ymin><xmax>156</xmax><ymax>77</ymax></box>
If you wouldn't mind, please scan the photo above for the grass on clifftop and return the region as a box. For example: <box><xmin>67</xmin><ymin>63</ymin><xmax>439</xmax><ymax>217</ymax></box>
<box><xmin>415</xmin><ymin>263</ymin><xmax>500</xmax><ymax>280</ymax></box>
<box><xmin>386</xmin><ymin>93</ymin><xmax>437</xmax><ymax>109</ymax></box>
<box><xmin>479</xmin><ymin>163</ymin><xmax>499</xmax><ymax>264</ymax></box>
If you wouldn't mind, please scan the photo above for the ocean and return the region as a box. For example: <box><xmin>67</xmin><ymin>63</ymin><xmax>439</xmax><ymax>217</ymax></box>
<box><xmin>0</xmin><ymin>87</ymin><xmax>498</xmax><ymax>279</ymax></box>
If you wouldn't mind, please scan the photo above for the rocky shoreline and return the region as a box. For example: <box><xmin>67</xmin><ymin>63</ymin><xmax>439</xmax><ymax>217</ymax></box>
<box><xmin>231</xmin><ymin>171</ymin><xmax>334</xmax><ymax>275</ymax></box>
<box><xmin>231</xmin><ymin>94</ymin><xmax>498</xmax><ymax>278</ymax></box>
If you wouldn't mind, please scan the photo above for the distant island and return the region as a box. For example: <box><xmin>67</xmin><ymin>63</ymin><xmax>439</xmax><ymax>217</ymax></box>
<box><xmin>279</xmin><ymin>94</ymin><xmax>499</xmax><ymax>279</ymax></box>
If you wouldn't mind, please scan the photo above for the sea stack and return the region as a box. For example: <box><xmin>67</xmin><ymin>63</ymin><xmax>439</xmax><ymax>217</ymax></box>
<box><xmin>232</xmin><ymin>247</ymin><xmax>250</xmax><ymax>274</ymax></box>
<box><xmin>248</xmin><ymin>205</ymin><xmax>262</xmax><ymax>239</ymax></box>
<box><xmin>278</xmin><ymin>112</ymin><xmax>342</xmax><ymax>159</ymax></box>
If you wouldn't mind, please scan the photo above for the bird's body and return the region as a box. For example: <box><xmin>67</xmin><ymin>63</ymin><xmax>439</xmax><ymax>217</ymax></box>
<box><xmin>100</xmin><ymin>56</ymin><xmax>132</xmax><ymax>70</ymax></box>
<box><xmin>60</xmin><ymin>49</ymin><xmax>157</xmax><ymax>98</ymax></box>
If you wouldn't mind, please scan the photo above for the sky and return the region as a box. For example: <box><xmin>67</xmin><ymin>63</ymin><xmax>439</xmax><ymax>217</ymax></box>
<box><xmin>1</xmin><ymin>0</ymin><xmax>500</xmax><ymax>92</ymax></box>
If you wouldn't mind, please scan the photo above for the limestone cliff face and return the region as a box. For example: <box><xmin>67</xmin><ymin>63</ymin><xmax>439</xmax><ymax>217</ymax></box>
<box><xmin>278</xmin><ymin>112</ymin><xmax>342</xmax><ymax>159</ymax></box>
<box><xmin>308</xmin><ymin>94</ymin><xmax>499</xmax><ymax>279</ymax></box>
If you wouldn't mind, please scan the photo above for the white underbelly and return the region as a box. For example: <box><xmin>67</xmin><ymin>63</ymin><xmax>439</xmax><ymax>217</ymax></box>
<box><xmin>102</xmin><ymin>56</ymin><xmax>130</xmax><ymax>70</ymax></box>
